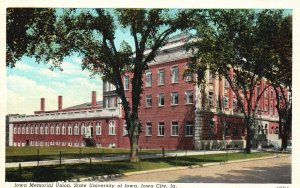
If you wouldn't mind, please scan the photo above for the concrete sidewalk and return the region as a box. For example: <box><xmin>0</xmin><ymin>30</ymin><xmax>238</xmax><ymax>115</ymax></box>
<box><xmin>5</xmin><ymin>150</ymin><xmax>241</xmax><ymax>168</ymax></box>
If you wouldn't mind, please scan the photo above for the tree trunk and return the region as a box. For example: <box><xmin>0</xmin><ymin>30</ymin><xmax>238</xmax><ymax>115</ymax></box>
<box><xmin>245</xmin><ymin>118</ymin><xmax>252</xmax><ymax>153</ymax></box>
<box><xmin>128</xmin><ymin>117</ymin><xmax>140</xmax><ymax>162</ymax></box>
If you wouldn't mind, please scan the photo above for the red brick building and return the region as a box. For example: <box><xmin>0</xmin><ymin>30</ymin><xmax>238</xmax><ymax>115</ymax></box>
<box><xmin>8</xmin><ymin>33</ymin><xmax>281</xmax><ymax>150</ymax></box>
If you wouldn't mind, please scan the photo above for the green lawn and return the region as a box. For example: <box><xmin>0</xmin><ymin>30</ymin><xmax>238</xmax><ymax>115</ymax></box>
<box><xmin>5</xmin><ymin>146</ymin><xmax>183</xmax><ymax>162</ymax></box>
<box><xmin>6</xmin><ymin>152</ymin><xmax>272</xmax><ymax>182</ymax></box>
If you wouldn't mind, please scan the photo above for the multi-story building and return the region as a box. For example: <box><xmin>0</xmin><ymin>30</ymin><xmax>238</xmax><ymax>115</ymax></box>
<box><xmin>8</xmin><ymin>33</ymin><xmax>281</xmax><ymax>149</ymax></box>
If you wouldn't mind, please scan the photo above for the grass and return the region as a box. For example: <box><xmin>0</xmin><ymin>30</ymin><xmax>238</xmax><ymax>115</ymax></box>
<box><xmin>6</xmin><ymin>152</ymin><xmax>272</xmax><ymax>182</ymax></box>
<box><xmin>5</xmin><ymin>146</ymin><xmax>185</xmax><ymax>162</ymax></box>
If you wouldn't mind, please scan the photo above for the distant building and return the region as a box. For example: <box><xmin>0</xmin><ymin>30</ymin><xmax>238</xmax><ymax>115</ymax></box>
<box><xmin>8</xmin><ymin>33</ymin><xmax>282</xmax><ymax>149</ymax></box>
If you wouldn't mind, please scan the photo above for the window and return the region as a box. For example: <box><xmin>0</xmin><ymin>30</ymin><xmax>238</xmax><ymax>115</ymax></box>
<box><xmin>209</xmin><ymin>120</ymin><xmax>215</xmax><ymax>137</ymax></box>
<box><xmin>40</xmin><ymin>124</ymin><xmax>44</xmax><ymax>135</ymax></box>
<box><xmin>158</xmin><ymin>69</ymin><xmax>165</xmax><ymax>85</ymax></box>
<box><xmin>264</xmin><ymin>88</ymin><xmax>268</xmax><ymax>98</ymax></box>
<box><xmin>109</xmin><ymin>121</ymin><xmax>116</xmax><ymax>135</ymax></box>
<box><xmin>171</xmin><ymin>122</ymin><xmax>179</xmax><ymax>136</ymax></box>
<box><xmin>146</xmin><ymin>94</ymin><xmax>152</xmax><ymax>107</ymax></box>
<box><xmin>74</xmin><ymin>123</ymin><xmax>79</xmax><ymax>135</ymax></box>
<box><xmin>81</xmin><ymin>123</ymin><xmax>85</xmax><ymax>135</ymax></box>
<box><xmin>45</xmin><ymin>124</ymin><xmax>49</xmax><ymax>135</ymax></box>
<box><xmin>185</xmin><ymin>122</ymin><xmax>193</xmax><ymax>136</ymax></box>
<box><xmin>146</xmin><ymin>122</ymin><xmax>152</xmax><ymax>136</ymax></box>
<box><xmin>35</xmin><ymin>125</ymin><xmax>39</xmax><ymax>134</ymax></box>
<box><xmin>30</xmin><ymin>125</ymin><xmax>34</xmax><ymax>134</ymax></box>
<box><xmin>145</xmin><ymin>71</ymin><xmax>152</xmax><ymax>87</ymax></box>
<box><xmin>158</xmin><ymin>122</ymin><xmax>165</xmax><ymax>136</ymax></box>
<box><xmin>22</xmin><ymin>126</ymin><xmax>25</xmax><ymax>134</ymax></box>
<box><xmin>68</xmin><ymin>124</ymin><xmax>73</xmax><ymax>135</ymax></box>
<box><xmin>96</xmin><ymin>122</ymin><xmax>101</xmax><ymax>135</ymax></box>
<box><xmin>26</xmin><ymin>125</ymin><xmax>29</xmax><ymax>134</ymax></box>
<box><xmin>171</xmin><ymin>66</ymin><xmax>179</xmax><ymax>83</ymax></box>
<box><xmin>56</xmin><ymin>141</ymin><xmax>60</xmax><ymax>146</ymax></box>
<box><xmin>14</xmin><ymin>126</ymin><xmax>17</xmax><ymax>134</ymax></box>
<box><xmin>18</xmin><ymin>127</ymin><xmax>21</xmax><ymax>134</ymax></box>
<box><xmin>208</xmin><ymin>92</ymin><xmax>214</xmax><ymax>106</ymax></box>
<box><xmin>62</xmin><ymin>124</ymin><xmax>66</xmax><ymax>135</ymax></box>
<box><xmin>185</xmin><ymin>91</ymin><xmax>193</xmax><ymax>104</ymax></box>
<box><xmin>223</xmin><ymin>96</ymin><xmax>229</xmax><ymax>108</ymax></box>
<box><xmin>158</xmin><ymin>93</ymin><xmax>165</xmax><ymax>106</ymax></box>
<box><xmin>171</xmin><ymin>92</ymin><xmax>179</xmax><ymax>105</ymax></box>
<box><xmin>185</xmin><ymin>70</ymin><xmax>193</xmax><ymax>82</ymax></box>
<box><xmin>50</xmin><ymin>141</ymin><xmax>54</xmax><ymax>146</ymax></box>
<box><xmin>124</xmin><ymin>76</ymin><xmax>129</xmax><ymax>90</ymax></box>
<box><xmin>50</xmin><ymin>124</ymin><xmax>54</xmax><ymax>135</ymax></box>
<box><xmin>56</xmin><ymin>124</ymin><xmax>60</xmax><ymax>135</ymax></box>
<box><xmin>68</xmin><ymin>141</ymin><xmax>72</xmax><ymax>146</ymax></box>
<box><xmin>123</xmin><ymin>124</ymin><xmax>128</xmax><ymax>136</ymax></box>
<box><xmin>233</xmin><ymin>98</ymin><xmax>237</xmax><ymax>109</ymax></box>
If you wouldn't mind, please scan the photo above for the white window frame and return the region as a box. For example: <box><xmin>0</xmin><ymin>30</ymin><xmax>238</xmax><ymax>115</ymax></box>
<box><xmin>185</xmin><ymin>91</ymin><xmax>193</xmax><ymax>104</ymax></box>
<box><xmin>171</xmin><ymin>92</ymin><xmax>179</xmax><ymax>105</ymax></box>
<box><xmin>185</xmin><ymin>70</ymin><xmax>193</xmax><ymax>82</ymax></box>
<box><xmin>124</xmin><ymin>75</ymin><xmax>130</xmax><ymax>90</ymax></box>
<box><xmin>40</xmin><ymin>124</ymin><xmax>44</xmax><ymax>135</ymax></box>
<box><xmin>81</xmin><ymin>123</ymin><xmax>85</xmax><ymax>135</ymax></box>
<box><xmin>109</xmin><ymin>121</ymin><xmax>116</xmax><ymax>135</ymax></box>
<box><xmin>35</xmin><ymin>125</ymin><xmax>39</xmax><ymax>134</ymax></box>
<box><xmin>50</xmin><ymin>124</ymin><xmax>54</xmax><ymax>135</ymax></box>
<box><xmin>208</xmin><ymin>92</ymin><xmax>214</xmax><ymax>106</ymax></box>
<box><xmin>158</xmin><ymin>122</ymin><xmax>165</xmax><ymax>136</ymax></box>
<box><xmin>158</xmin><ymin>69</ymin><xmax>165</xmax><ymax>85</ymax></box>
<box><xmin>45</xmin><ymin>124</ymin><xmax>49</xmax><ymax>135</ymax></box>
<box><xmin>74</xmin><ymin>123</ymin><xmax>79</xmax><ymax>135</ymax></box>
<box><xmin>68</xmin><ymin>124</ymin><xmax>73</xmax><ymax>135</ymax></box>
<box><xmin>14</xmin><ymin>126</ymin><xmax>17</xmax><ymax>134</ymax></box>
<box><xmin>26</xmin><ymin>125</ymin><xmax>29</xmax><ymax>134</ymax></box>
<box><xmin>145</xmin><ymin>71</ymin><xmax>152</xmax><ymax>87</ymax></box>
<box><xmin>171</xmin><ymin>66</ymin><xmax>179</xmax><ymax>84</ymax></box>
<box><xmin>22</xmin><ymin>126</ymin><xmax>25</xmax><ymax>134</ymax></box>
<box><xmin>185</xmin><ymin>122</ymin><xmax>193</xmax><ymax>136</ymax></box>
<box><xmin>96</xmin><ymin>122</ymin><xmax>101</xmax><ymax>135</ymax></box>
<box><xmin>171</xmin><ymin>122</ymin><xmax>179</xmax><ymax>136</ymax></box>
<box><xmin>158</xmin><ymin>93</ymin><xmax>165</xmax><ymax>106</ymax></box>
<box><xmin>146</xmin><ymin>122</ymin><xmax>152</xmax><ymax>136</ymax></box>
<box><xmin>146</xmin><ymin>94</ymin><xmax>152</xmax><ymax>107</ymax></box>
<box><xmin>56</xmin><ymin>124</ymin><xmax>60</xmax><ymax>135</ymax></box>
<box><xmin>62</xmin><ymin>124</ymin><xmax>66</xmax><ymax>135</ymax></box>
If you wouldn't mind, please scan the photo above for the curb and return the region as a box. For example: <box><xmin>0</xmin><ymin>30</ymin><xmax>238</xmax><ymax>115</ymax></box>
<box><xmin>72</xmin><ymin>154</ymin><xmax>290</xmax><ymax>182</ymax></box>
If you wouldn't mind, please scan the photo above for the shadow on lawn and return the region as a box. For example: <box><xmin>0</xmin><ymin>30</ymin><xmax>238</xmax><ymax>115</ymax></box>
<box><xmin>6</xmin><ymin>162</ymin><xmax>135</xmax><ymax>182</ymax></box>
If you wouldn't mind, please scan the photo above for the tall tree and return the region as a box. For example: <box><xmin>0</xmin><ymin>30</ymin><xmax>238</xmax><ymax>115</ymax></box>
<box><xmin>255</xmin><ymin>10</ymin><xmax>292</xmax><ymax>150</ymax></box>
<box><xmin>7</xmin><ymin>8</ymin><xmax>197</xmax><ymax>162</ymax></box>
<box><xmin>188</xmin><ymin>10</ymin><xmax>271</xmax><ymax>153</ymax></box>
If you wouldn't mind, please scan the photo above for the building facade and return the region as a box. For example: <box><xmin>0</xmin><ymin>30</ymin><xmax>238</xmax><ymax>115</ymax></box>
<box><xmin>8</xmin><ymin>33</ymin><xmax>281</xmax><ymax>150</ymax></box>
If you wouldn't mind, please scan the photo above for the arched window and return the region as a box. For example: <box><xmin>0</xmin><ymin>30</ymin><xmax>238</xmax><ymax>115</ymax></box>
<box><xmin>26</xmin><ymin>125</ymin><xmax>29</xmax><ymax>134</ymax></box>
<box><xmin>62</xmin><ymin>124</ymin><xmax>66</xmax><ymax>135</ymax></box>
<box><xmin>45</xmin><ymin>124</ymin><xmax>49</xmax><ymax>134</ymax></box>
<box><xmin>109</xmin><ymin>121</ymin><xmax>116</xmax><ymax>135</ymax></box>
<box><xmin>30</xmin><ymin>125</ymin><xmax>34</xmax><ymax>134</ymax></box>
<box><xmin>13</xmin><ymin>125</ymin><xmax>17</xmax><ymax>134</ymax></box>
<box><xmin>74</xmin><ymin>123</ymin><xmax>79</xmax><ymax>135</ymax></box>
<box><xmin>81</xmin><ymin>123</ymin><xmax>85</xmax><ymax>135</ymax></box>
<box><xmin>40</xmin><ymin>124</ymin><xmax>44</xmax><ymax>135</ymax></box>
<box><xmin>50</xmin><ymin>124</ymin><xmax>54</xmax><ymax>135</ymax></box>
<box><xmin>22</xmin><ymin>125</ymin><xmax>25</xmax><ymax>134</ymax></box>
<box><xmin>56</xmin><ymin>124</ymin><xmax>60</xmax><ymax>135</ymax></box>
<box><xmin>68</xmin><ymin>123</ymin><xmax>73</xmax><ymax>135</ymax></box>
<box><xmin>96</xmin><ymin>122</ymin><xmax>101</xmax><ymax>135</ymax></box>
<box><xmin>35</xmin><ymin>124</ymin><xmax>39</xmax><ymax>134</ymax></box>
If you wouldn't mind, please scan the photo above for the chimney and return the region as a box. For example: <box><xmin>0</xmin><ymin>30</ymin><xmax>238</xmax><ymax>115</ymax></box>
<box><xmin>92</xmin><ymin>91</ymin><xmax>97</xmax><ymax>106</ymax></box>
<box><xmin>58</xmin><ymin>96</ymin><xmax>63</xmax><ymax>110</ymax></box>
<box><xmin>40</xmin><ymin>98</ymin><xmax>45</xmax><ymax>111</ymax></box>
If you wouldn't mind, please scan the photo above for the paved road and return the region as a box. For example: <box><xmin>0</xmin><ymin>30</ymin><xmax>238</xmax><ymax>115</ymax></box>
<box><xmin>110</xmin><ymin>155</ymin><xmax>291</xmax><ymax>183</ymax></box>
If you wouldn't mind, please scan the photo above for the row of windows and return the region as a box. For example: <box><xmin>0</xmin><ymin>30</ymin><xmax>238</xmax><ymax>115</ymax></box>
<box><xmin>144</xmin><ymin>121</ymin><xmax>193</xmax><ymax>137</ymax></box>
<box><xmin>146</xmin><ymin>91</ymin><xmax>193</xmax><ymax>107</ymax></box>
<box><xmin>13</xmin><ymin>140</ymin><xmax>85</xmax><ymax>147</ymax></box>
<box><xmin>124</xmin><ymin>66</ymin><xmax>193</xmax><ymax>90</ymax></box>
<box><xmin>13</xmin><ymin>121</ymin><xmax>116</xmax><ymax>136</ymax></box>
